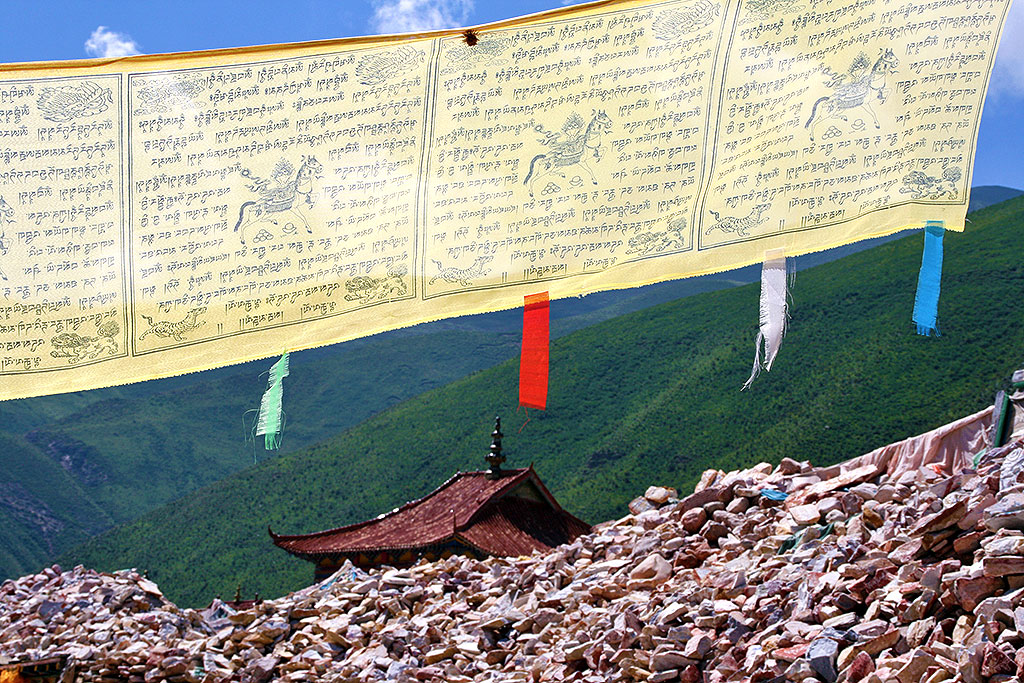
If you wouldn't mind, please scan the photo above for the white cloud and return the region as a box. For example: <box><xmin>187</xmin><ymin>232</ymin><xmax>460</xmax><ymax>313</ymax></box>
<box><xmin>371</xmin><ymin>0</ymin><xmax>473</xmax><ymax>34</ymax></box>
<box><xmin>991</xmin><ymin>1</ymin><xmax>1024</xmax><ymax>99</ymax></box>
<box><xmin>84</xmin><ymin>26</ymin><xmax>142</xmax><ymax>58</ymax></box>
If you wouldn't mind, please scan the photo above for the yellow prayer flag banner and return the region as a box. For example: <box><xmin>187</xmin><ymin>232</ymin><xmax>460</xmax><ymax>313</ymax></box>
<box><xmin>0</xmin><ymin>0</ymin><xmax>1011</xmax><ymax>399</ymax></box>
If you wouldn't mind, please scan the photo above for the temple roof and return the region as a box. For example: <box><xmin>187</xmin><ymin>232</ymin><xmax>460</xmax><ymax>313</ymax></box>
<box><xmin>269</xmin><ymin>466</ymin><xmax>589</xmax><ymax>560</ymax></box>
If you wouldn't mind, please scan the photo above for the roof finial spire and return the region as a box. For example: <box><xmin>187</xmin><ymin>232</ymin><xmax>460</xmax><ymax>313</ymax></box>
<box><xmin>486</xmin><ymin>416</ymin><xmax>505</xmax><ymax>479</ymax></box>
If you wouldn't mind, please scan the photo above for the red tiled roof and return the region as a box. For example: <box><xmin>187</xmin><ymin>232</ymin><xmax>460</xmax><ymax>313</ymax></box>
<box><xmin>270</xmin><ymin>466</ymin><xmax>589</xmax><ymax>559</ymax></box>
<box><xmin>459</xmin><ymin>496</ymin><xmax>591</xmax><ymax>557</ymax></box>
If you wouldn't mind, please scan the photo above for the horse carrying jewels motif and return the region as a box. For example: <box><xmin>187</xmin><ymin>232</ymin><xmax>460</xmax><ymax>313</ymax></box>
<box><xmin>523</xmin><ymin>111</ymin><xmax>612</xmax><ymax>198</ymax></box>
<box><xmin>805</xmin><ymin>49</ymin><xmax>899</xmax><ymax>141</ymax></box>
<box><xmin>234</xmin><ymin>156</ymin><xmax>323</xmax><ymax>245</ymax></box>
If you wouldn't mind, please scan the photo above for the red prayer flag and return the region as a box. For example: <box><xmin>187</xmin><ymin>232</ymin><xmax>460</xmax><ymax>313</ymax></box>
<box><xmin>519</xmin><ymin>292</ymin><xmax>549</xmax><ymax>410</ymax></box>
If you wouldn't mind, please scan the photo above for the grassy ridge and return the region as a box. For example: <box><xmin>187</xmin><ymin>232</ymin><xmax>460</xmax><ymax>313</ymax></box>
<box><xmin>63</xmin><ymin>196</ymin><xmax>1024</xmax><ymax>606</ymax></box>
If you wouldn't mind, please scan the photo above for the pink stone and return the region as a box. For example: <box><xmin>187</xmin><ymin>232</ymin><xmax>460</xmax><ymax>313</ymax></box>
<box><xmin>681</xmin><ymin>634</ymin><xmax>711</xmax><ymax>660</ymax></box>
<box><xmin>774</xmin><ymin>643</ymin><xmax>810</xmax><ymax>662</ymax></box>
<box><xmin>847</xmin><ymin>651</ymin><xmax>875</xmax><ymax>683</ymax></box>
<box><xmin>980</xmin><ymin>643</ymin><xmax>1016</xmax><ymax>677</ymax></box>
<box><xmin>680</xmin><ymin>486</ymin><xmax>727</xmax><ymax>512</ymax></box>
<box><xmin>895</xmin><ymin>649</ymin><xmax>937</xmax><ymax>683</ymax></box>
<box><xmin>888</xmin><ymin>537</ymin><xmax>923</xmax><ymax>564</ymax></box>
<box><xmin>858</xmin><ymin>628</ymin><xmax>901</xmax><ymax>656</ymax></box>
<box><xmin>982</xmin><ymin>555</ymin><xmax>1024</xmax><ymax>577</ymax></box>
<box><xmin>953</xmin><ymin>575</ymin><xmax>1004</xmax><ymax>611</ymax></box>
<box><xmin>694</xmin><ymin>469</ymin><xmax>721</xmax><ymax>493</ymax></box>
<box><xmin>778</xmin><ymin>457</ymin><xmax>803</xmax><ymax>474</ymax></box>
<box><xmin>909</xmin><ymin>499</ymin><xmax>967</xmax><ymax>536</ymax></box>
<box><xmin>680</xmin><ymin>507</ymin><xmax>707</xmax><ymax>533</ymax></box>
<box><xmin>627</xmin><ymin>554</ymin><xmax>672</xmax><ymax>590</ymax></box>
<box><xmin>786</xmin><ymin>464</ymin><xmax>884</xmax><ymax>507</ymax></box>
<box><xmin>645</xmin><ymin>486</ymin><xmax>677</xmax><ymax>504</ymax></box>
<box><xmin>791</xmin><ymin>504</ymin><xmax>822</xmax><ymax>525</ymax></box>
<box><xmin>680</xmin><ymin>665</ymin><xmax>701</xmax><ymax>683</ymax></box>
<box><xmin>629</xmin><ymin>497</ymin><xmax>657</xmax><ymax>515</ymax></box>
<box><xmin>650</xmin><ymin>650</ymin><xmax>694</xmax><ymax>672</ymax></box>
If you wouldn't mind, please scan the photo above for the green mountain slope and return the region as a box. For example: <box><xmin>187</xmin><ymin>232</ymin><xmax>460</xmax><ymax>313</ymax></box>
<box><xmin>7</xmin><ymin>186</ymin><xmax>948</xmax><ymax>581</ymax></box>
<box><xmin>62</xmin><ymin>195</ymin><xmax>1024</xmax><ymax>607</ymax></box>
<box><xmin>0</xmin><ymin>329</ymin><xmax>525</xmax><ymax>575</ymax></box>
<box><xmin>0</xmin><ymin>432</ymin><xmax>112</xmax><ymax>579</ymax></box>
<box><xmin>28</xmin><ymin>329</ymin><xmax>533</xmax><ymax>522</ymax></box>
<box><xmin>0</xmin><ymin>245</ymin><xmax>759</xmax><ymax>580</ymax></box>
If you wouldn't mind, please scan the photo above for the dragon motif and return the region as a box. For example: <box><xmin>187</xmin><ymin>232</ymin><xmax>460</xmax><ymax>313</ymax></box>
<box><xmin>139</xmin><ymin>307</ymin><xmax>207</xmax><ymax>342</ymax></box>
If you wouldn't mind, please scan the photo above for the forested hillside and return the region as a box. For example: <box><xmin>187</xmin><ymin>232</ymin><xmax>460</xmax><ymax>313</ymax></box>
<box><xmin>5</xmin><ymin>186</ymin><xmax>919</xmax><ymax>579</ymax></box>
<box><xmin>63</xmin><ymin>195</ymin><xmax>1024</xmax><ymax>606</ymax></box>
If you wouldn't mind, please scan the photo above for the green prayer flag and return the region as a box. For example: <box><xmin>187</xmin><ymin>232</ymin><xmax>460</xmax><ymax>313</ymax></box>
<box><xmin>255</xmin><ymin>352</ymin><xmax>289</xmax><ymax>450</ymax></box>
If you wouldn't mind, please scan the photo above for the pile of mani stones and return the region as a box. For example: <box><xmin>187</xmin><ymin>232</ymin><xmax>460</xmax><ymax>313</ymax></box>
<box><xmin>3</xmin><ymin>440</ymin><xmax>1024</xmax><ymax>682</ymax></box>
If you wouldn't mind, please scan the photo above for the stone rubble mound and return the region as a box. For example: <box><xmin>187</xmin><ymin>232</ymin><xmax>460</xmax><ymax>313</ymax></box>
<box><xmin>4</xmin><ymin>439</ymin><xmax>1024</xmax><ymax>683</ymax></box>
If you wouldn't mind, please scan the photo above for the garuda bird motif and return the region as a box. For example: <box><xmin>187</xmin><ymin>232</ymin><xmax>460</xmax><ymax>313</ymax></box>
<box><xmin>37</xmin><ymin>81</ymin><xmax>113</xmax><ymax>122</ymax></box>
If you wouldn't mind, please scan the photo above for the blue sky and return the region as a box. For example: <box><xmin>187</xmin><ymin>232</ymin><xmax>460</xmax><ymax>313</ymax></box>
<box><xmin>1</xmin><ymin>0</ymin><xmax>1021</xmax><ymax>190</ymax></box>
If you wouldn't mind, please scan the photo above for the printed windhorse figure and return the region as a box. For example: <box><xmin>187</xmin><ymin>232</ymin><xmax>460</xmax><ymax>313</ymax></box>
<box><xmin>805</xmin><ymin>49</ymin><xmax>899</xmax><ymax>141</ymax></box>
<box><xmin>524</xmin><ymin>110</ymin><xmax>612</xmax><ymax>197</ymax></box>
<box><xmin>234</xmin><ymin>156</ymin><xmax>323</xmax><ymax>245</ymax></box>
